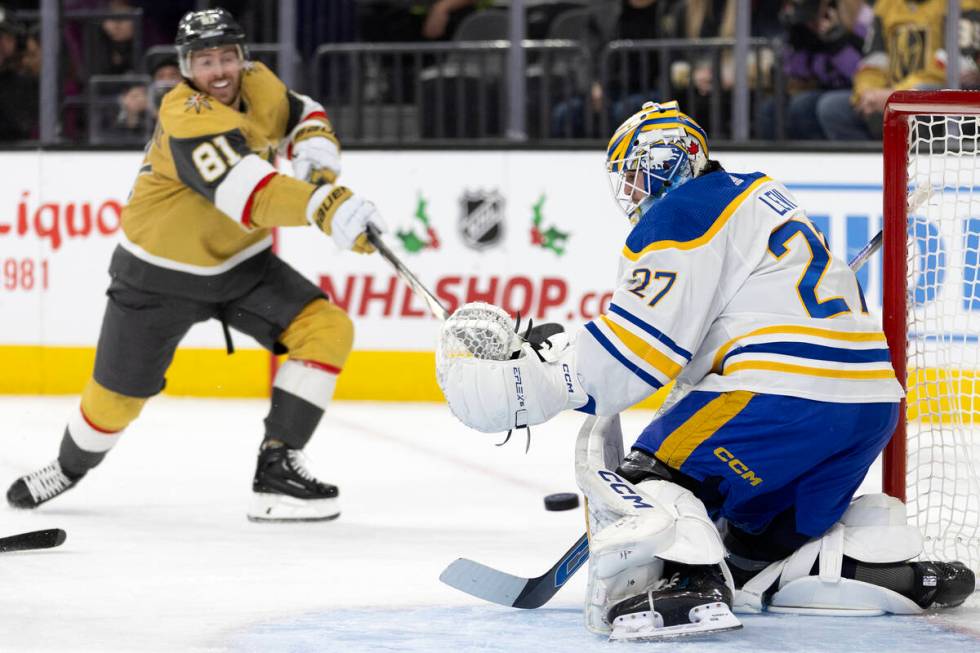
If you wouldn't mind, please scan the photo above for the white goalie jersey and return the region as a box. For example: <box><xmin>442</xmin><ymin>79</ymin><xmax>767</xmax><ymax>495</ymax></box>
<box><xmin>575</xmin><ymin>170</ymin><xmax>904</xmax><ymax>416</ymax></box>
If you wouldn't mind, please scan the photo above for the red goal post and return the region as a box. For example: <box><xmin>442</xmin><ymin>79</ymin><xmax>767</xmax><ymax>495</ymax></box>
<box><xmin>882</xmin><ymin>90</ymin><xmax>980</xmax><ymax>571</ymax></box>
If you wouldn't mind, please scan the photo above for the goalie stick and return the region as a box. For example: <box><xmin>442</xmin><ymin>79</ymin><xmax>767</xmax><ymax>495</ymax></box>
<box><xmin>439</xmin><ymin>532</ymin><xmax>589</xmax><ymax>609</ymax></box>
<box><xmin>438</xmin><ymin>232</ymin><xmax>885</xmax><ymax>609</ymax></box>
<box><xmin>0</xmin><ymin>528</ymin><xmax>66</xmax><ymax>553</ymax></box>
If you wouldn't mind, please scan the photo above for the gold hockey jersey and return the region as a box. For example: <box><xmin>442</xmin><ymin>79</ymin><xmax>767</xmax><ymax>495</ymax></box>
<box><xmin>112</xmin><ymin>62</ymin><xmax>333</xmax><ymax>300</ymax></box>
<box><xmin>854</xmin><ymin>0</ymin><xmax>980</xmax><ymax>95</ymax></box>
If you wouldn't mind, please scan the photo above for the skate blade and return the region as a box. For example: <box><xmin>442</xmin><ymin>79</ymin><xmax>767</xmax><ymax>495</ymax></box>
<box><xmin>610</xmin><ymin>602</ymin><xmax>743</xmax><ymax>641</ymax></box>
<box><xmin>246</xmin><ymin>493</ymin><xmax>340</xmax><ymax>523</ymax></box>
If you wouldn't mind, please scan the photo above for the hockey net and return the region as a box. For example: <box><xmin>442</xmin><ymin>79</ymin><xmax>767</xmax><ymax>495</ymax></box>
<box><xmin>883</xmin><ymin>91</ymin><xmax>980</xmax><ymax>575</ymax></box>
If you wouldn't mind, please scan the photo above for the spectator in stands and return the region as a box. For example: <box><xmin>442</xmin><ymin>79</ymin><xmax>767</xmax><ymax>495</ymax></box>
<box><xmin>0</xmin><ymin>8</ymin><xmax>38</xmax><ymax>141</ymax></box>
<box><xmin>358</xmin><ymin>0</ymin><xmax>480</xmax><ymax>43</ymax></box>
<box><xmin>18</xmin><ymin>26</ymin><xmax>39</xmax><ymax>138</ymax></box>
<box><xmin>101</xmin><ymin>57</ymin><xmax>179</xmax><ymax>144</ymax></box>
<box><xmin>660</xmin><ymin>0</ymin><xmax>748</xmax><ymax>138</ymax></box>
<box><xmin>107</xmin><ymin>82</ymin><xmax>148</xmax><ymax>140</ymax></box>
<box><xmin>90</xmin><ymin>0</ymin><xmax>137</xmax><ymax>76</ymax></box>
<box><xmin>550</xmin><ymin>0</ymin><xmax>668</xmax><ymax>138</ymax></box>
<box><xmin>817</xmin><ymin>0</ymin><xmax>980</xmax><ymax>140</ymax></box>
<box><xmin>147</xmin><ymin>56</ymin><xmax>179</xmax><ymax>110</ymax></box>
<box><xmin>758</xmin><ymin>0</ymin><xmax>870</xmax><ymax>140</ymax></box>
<box><xmin>131</xmin><ymin>0</ymin><xmax>194</xmax><ymax>49</ymax></box>
<box><xmin>0</xmin><ymin>4</ymin><xmax>16</xmax><ymax>62</ymax></box>
<box><xmin>422</xmin><ymin>0</ymin><xmax>481</xmax><ymax>40</ymax></box>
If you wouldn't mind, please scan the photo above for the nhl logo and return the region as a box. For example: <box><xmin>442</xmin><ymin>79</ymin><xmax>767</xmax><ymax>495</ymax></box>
<box><xmin>458</xmin><ymin>190</ymin><xmax>505</xmax><ymax>250</ymax></box>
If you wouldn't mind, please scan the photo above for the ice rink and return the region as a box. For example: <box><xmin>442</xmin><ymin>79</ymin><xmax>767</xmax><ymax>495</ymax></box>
<box><xmin>2</xmin><ymin>396</ymin><xmax>979</xmax><ymax>652</ymax></box>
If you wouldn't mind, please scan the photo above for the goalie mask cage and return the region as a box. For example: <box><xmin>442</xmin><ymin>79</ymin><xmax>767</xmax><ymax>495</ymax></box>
<box><xmin>883</xmin><ymin>90</ymin><xmax>980</xmax><ymax>575</ymax></box>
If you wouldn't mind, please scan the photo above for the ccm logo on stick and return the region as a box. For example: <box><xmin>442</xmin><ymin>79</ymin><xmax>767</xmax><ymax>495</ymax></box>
<box><xmin>596</xmin><ymin>470</ymin><xmax>653</xmax><ymax>509</ymax></box>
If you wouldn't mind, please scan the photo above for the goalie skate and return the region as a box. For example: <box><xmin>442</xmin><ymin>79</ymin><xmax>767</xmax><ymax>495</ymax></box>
<box><xmin>247</xmin><ymin>446</ymin><xmax>340</xmax><ymax>522</ymax></box>
<box><xmin>607</xmin><ymin>565</ymin><xmax>742</xmax><ymax>642</ymax></box>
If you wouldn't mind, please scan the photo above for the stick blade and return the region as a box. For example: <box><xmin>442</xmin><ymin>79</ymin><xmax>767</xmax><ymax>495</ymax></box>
<box><xmin>439</xmin><ymin>558</ymin><xmax>530</xmax><ymax>608</ymax></box>
<box><xmin>0</xmin><ymin>528</ymin><xmax>67</xmax><ymax>553</ymax></box>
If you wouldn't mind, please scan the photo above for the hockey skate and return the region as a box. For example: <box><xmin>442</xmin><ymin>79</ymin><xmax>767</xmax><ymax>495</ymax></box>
<box><xmin>247</xmin><ymin>446</ymin><xmax>340</xmax><ymax>522</ymax></box>
<box><xmin>606</xmin><ymin>563</ymin><xmax>742</xmax><ymax>641</ymax></box>
<box><xmin>7</xmin><ymin>460</ymin><xmax>85</xmax><ymax>509</ymax></box>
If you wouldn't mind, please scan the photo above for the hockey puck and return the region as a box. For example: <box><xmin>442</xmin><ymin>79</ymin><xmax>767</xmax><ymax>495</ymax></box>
<box><xmin>544</xmin><ymin>492</ymin><xmax>580</xmax><ymax>511</ymax></box>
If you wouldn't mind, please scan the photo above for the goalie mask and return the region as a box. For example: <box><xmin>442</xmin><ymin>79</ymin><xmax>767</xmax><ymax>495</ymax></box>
<box><xmin>175</xmin><ymin>8</ymin><xmax>248</xmax><ymax>78</ymax></box>
<box><xmin>606</xmin><ymin>101</ymin><xmax>708</xmax><ymax>224</ymax></box>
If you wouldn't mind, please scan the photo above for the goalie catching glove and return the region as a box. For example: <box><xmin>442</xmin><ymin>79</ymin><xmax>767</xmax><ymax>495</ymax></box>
<box><xmin>306</xmin><ymin>185</ymin><xmax>387</xmax><ymax>254</ymax></box>
<box><xmin>436</xmin><ymin>302</ymin><xmax>588</xmax><ymax>433</ymax></box>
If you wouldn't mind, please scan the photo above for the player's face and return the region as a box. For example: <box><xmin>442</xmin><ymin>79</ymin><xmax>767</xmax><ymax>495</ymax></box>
<box><xmin>624</xmin><ymin>169</ymin><xmax>650</xmax><ymax>204</ymax></box>
<box><xmin>189</xmin><ymin>46</ymin><xmax>243</xmax><ymax>106</ymax></box>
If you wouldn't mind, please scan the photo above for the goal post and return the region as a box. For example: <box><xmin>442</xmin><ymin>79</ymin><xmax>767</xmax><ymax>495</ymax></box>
<box><xmin>882</xmin><ymin>90</ymin><xmax>980</xmax><ymax>573</ymax></box>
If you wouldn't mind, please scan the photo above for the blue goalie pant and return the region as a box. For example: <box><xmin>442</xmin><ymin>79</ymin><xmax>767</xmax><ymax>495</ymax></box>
<box><xmin>633</xmin><ymin>390</ymin><xmax>900</xmax><ymax>539</ymax></box>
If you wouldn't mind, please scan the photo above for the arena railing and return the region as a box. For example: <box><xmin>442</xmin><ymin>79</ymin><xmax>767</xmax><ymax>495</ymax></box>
<box><xmin>311</xmin><ymin>39</ymin><xmax>590</xmax><ymax>145</ymax></box>
<box><xmin>311</xmin><ymin>37</ymin><xmax>786</xmax><ymax>146</ymax></box>
<box><xmin>12</xmin><ymin>7</ymin><xmax>144</xmax><ymax>145</ymax></box>
<box><xmin>598</xmin><ymin>37</ymin><xmax>785</xmax><ymax>142</ymax></box>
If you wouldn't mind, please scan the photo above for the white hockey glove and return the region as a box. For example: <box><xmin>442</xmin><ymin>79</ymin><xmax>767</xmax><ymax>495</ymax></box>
<box><xmin>307</xmin><ymin>185</ymin><xmax>388</xmax><ymax>254</ymax></box>
<box><xmin>289</xmin><ymin>118</ymin><xmax>341</xmax><ymax>185</ymax></box>
<box><xmin>292</xmin><ymin>135</ymin><xmax>341</xmax><ymax>185</ymax></box>
<box><xmin>436</xmin><ymin>304</ymin><xmax>588</xmax><ymax>433</ymax></box>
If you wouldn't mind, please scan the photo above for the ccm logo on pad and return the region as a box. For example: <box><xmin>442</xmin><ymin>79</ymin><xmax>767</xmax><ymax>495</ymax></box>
<box><xmin>596</xmin><ymin>470</ymin><xmax>653</xmax><ymax>509</ymax></box>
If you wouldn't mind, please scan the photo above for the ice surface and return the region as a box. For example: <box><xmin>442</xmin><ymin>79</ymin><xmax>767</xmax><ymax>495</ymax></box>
<box><xmin>1</xmin><ymin>397</ymin><xmax>978</xmax><ymax>652</ymax></box>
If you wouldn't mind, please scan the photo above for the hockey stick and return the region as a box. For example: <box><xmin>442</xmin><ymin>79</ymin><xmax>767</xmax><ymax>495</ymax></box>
<box><xmin>0</xmin><ymin>528</ymin><xmax>66</xmax><ymax>553</ymax></box>
<box><xmin>438</xmin><ymin>232</ymin><xmax>886</xmax><ymax>609</ymax></box>
<box><xmin>366</xmin><ymin>223</ymin><xmax>449</xmax><ymax>321</ymax></box>
<box><xmin>439</xmin><ymin>531</ymin><xmax>589</xmax><ymax>609</ymax></box>
<box><xmin>848</xmin><ymin>229</ymin><xmax>882</xmax><ymax>274</ymax></box>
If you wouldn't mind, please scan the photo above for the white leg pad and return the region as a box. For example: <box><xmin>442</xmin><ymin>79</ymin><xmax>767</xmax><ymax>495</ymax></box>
<box><xmin>734</xmin><ymin>494</ymin><xmax>926</xmax><ymax>616</ymax></box>
<box><xmin>575</xmin><ymin>415</ymin><xmax>728</xmax><ymax>633</ymax></box>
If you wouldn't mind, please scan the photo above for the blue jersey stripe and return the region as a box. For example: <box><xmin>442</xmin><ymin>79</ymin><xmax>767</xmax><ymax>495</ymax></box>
<box><xmin>721</xmin><ymin>341</ymin><xmax>893</xmax><ymax>370</ymax></box>
<box><xmin>585</xmin><ymin>322</ymin><xmax>664</xmax><ymax>389</ymax></box>
<box><xmin>608</xmin><ymin>303</ymin><xmax>692</xmax><ymax>361</ymax></box>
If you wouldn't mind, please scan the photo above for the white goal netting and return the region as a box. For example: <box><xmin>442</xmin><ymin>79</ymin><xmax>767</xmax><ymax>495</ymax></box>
<box><xmin>905</xmin><ymin>113</ymin><xmax>980</xmax><ymax>574</ymax></box>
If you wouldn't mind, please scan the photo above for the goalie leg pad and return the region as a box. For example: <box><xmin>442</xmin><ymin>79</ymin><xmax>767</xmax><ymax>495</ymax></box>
<box><xmin>733</xmin><ymin>494</ymin><xmax>964</xmax><ymax>615</ymax></box>
<box><xmin>574</xmin><ymin>416</ymin><xmax>731</xmax><ymax>633</ymax></box>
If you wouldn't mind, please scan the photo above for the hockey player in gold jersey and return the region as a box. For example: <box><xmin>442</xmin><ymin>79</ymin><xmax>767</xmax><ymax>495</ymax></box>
<box><xmin>7</xmin><ymin>8</ymin><xmax>382</xmax><ymax>521</ymax></box>
<box><xmin>817</xmin><ymin>0</ymin><xmax>980</xmax><ymax>139</ymax></box>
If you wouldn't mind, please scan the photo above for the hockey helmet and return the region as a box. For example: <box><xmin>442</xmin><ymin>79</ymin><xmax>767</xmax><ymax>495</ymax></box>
<box><xmin>605</xmin><ymin>100</ymin><xmax>708</xmax><ymax>224</ymax></box>
<box><xmin>175</xmin><ymin>8</ymin><xmax>248</xmax><ymax>78</ymax></box>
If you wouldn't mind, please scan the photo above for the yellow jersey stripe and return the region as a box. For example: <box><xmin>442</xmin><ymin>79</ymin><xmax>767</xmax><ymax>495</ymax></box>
<box><xmin>724</xmin><ymin>360</ymin><xmax>896</xmax><ymax>380</ymax></box>
<box><xmin>600</xmin><ymin>316</ymin><xmax>683</xmax><ymax>379</ymax></box>
<box><xmin>711</xmin><ymin>325</ymin><xmax>888</xmax><ymax>371</ymax></box>
<box><xmin>623</xmin><ymin>176</ymin><xmax>771</xmax><ymax>260</ymax></box>
<box><xmin>656</xmin><ymin>391</ymin><xmax>754</xmax><ymax>468</ymax></box>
